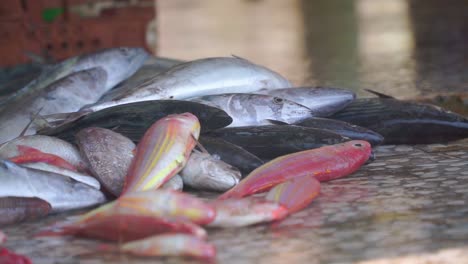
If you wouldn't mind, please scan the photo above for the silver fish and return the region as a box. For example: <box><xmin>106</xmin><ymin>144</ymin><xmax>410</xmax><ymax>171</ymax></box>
<box><xmin>180</xmin><ymin>151</ymin><xmax>241</xmax><ymax>192</ymax></box>
<box><xmin>0</xmin><ymin>135</ymin><xmax>89</xmax><ymax>171</ymax></box>
<box><xmin>0</xmin><ymin>160</ymin><xmax>106</xmax><ymax>212</ymax></box>
<box><xmin>0</xmin><ymin>68</ymin><xmax>108</xmax><ymax>143</ymax></box>
<box><xmin>76</xmin><ymin>127</ymin><xmax>136</xmax><ymax>197</ymax></box>
<box><xmin>21</xmin><ymin>162</ymin><xmax>101</xmax><ymax>189</ymax></box>
<box><xmin>256</xmin><ymin>86</ymin><xmax>356</xmax><ymax>117</ymax></box>
<box><xmin>82</xmin><ymin>56</ymin><xmax>292</xmax><ymax>112</ymax></box>
<box><xmin>190</xmin><ymin>93</ymin><xmax>313</xmax><ymax>127</ymax></box>
<box><xmin>161</xmin><ymin>174</ymin><xmax>184</xmax><ymax>191</ymax></box>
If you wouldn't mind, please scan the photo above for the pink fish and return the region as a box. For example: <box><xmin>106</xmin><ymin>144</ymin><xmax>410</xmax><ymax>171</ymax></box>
<box><xmin>265</xmin><ymin>175</ymin><xmax>321</xmax><ymax>214</ymax></box>
<box><xmin>0</xmin><ymin>248</ymin><xmax>31</xmax><ymax>264</ymax></box>
<box><xmin>122</xmin><ymin>113</ymin><xmax>200</xmax><ymax>194</ymax></box>
<box><xmin>9</xmin><ymin>145</ymin><xmax>77</xmax><ymax>171</ymax></box>
<box><xmin>0</xmin><ymin>231</ymin><xmax>5</xmax><ymax>244</ymax></box>
<box><xmin>219</xmin><ymin>140</ymin><xmax>371</xmax><ymax>199</ymax></box>
<box><xmin>207</xmin><ymin>197</ymin><xmax>288</xmax><ymax>228</ymax></box>
<box><xmin>98</xmin><ymin>234</ymin><xmax>216</xmax><ymax>260</ymax></box>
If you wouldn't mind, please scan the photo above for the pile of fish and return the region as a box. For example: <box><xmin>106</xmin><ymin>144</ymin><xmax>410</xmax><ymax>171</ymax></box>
<box><xmin>1</xmin><ymin>47</ymin><xmax>468</xmax><ymax>261</ymax></box>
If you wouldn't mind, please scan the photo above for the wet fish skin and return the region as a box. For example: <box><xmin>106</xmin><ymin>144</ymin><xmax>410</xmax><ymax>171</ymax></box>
<box><xmin>0</xmin><ymin>160</ymin><xmax>106</xmax><ymax>212</ymax></box>
<box><xmin>0</xmin><ymin>135</ymin><xmax>89</xmax><ymax>172</ymax></box>
<box><xmin>0</xmin><ymin>67</ymin><xmax>108</xmax><ymax>143</ymax></box>
<box><xmin>38</xmin><ymin>100</ymin><xmax>232</xmax><ymax>142</ymax></box>
<box><xmin>199</xmin><ymin>137</ymin><xmax>264</xmax><ymax>177</ymax></box>
<box><xmin>0</xmin><ymin>197</ymin><xmax>52</xmax><ymax>226</ymax></box>
<box><xmin>83</xmin><ymin>56</ymin><xmax>292</xmax><ymax>112</ymax></box>
<box><xmin>76</xmin><ymin>127</ymin><xmax>136</xmax><ymax>196</ymax></box>
<box><xmin>265</xmin><ymin>175</ymin><xmax>321</xmax><ymax>215</ymax></box>
<box><xmin>207</xmin><ymin>198</ymin><xmax>288</xmax><ymax>228</ymax></box>
<box><xmin>205</xmin><ymin>125</ymin><xmax>349</xmax><ymax>160</ymax></box>
<box><xmin>98</xmin><ymin>234</ymin><xmax>216</xmax><ymax>260</ymax></box>
<box><xmin>161</xmin><ymin>174</ymin><xmax>184</xmax><ymax>191</ymax></box>
<box><xmin>0</xmin><ymin>230</ymin><xmax>5</xmax><ymax>244</ymax></box>
<box><xmin>180</xmin><ymin>151</ymin><xmax>241</xmax><ymax>192</ymax></box>
<box><xmin>331</xmin><ymin>98</ymin><xmax>468</xmax><ymax>144</ymax></box>
<box><xmin>190</xmin><ymin>93</ymin><xmax>313</xmax><ymax>127</ymax></box>
<box><xmin>122</xmin><ymin>113</ymin><xmax>201</xmax><ymax>193</ymax></box>
<box><xmin>219</xmin><ymin>140</ymin><xmax>372</xmax><ymax>199</ymax></box>
<box><xmin>256</xmin><ymin>86</ymin><xmax>356</xmax><ymax>117</ymax></box>
<box><xmin>293</xmin><ymin>117</ymin><xmax>384</xmax><ymax>146</ymax></box>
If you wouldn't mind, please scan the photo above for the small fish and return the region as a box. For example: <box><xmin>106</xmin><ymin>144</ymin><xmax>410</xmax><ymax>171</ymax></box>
<box><xmin>0</xmin><ymin>135</ymin><xmax>89</xmax><ymax>172</ymax></box>
<box><xmin>180</xmin><ymin>151</ymin><xmax>241</xmax><ymax>192</ymax></box>
<box><xmin>207</xmin><ymin>198</ymin><xmax>288</xmax><ymax>228</ymax></box>
<box><xmin>161</xmin><ymin>174</ymin><xmax>184</xmax><ymax>191</ymax></box>
<box><xmin>0</xmin><ymin>197</ymin><xmax>52</xmax><ymax>226</ymax></box>
<box><xmin>265</xmin><ymin>176</ymin><xmax>321</xmax><ymax>214</ymax></box>
<box><xmin>38</xmin><ymin>100</ymin><xmax>232</xmax><ymax>142</ymax></box>
<box><xmin>205</xmin><ymin>125</ymin><xmax>349</xmax><ymax>160</ymax></box>
<box><xmin>199</xmin><ymin>137</ymin><xmax>264</xmax><ymax>177</ymax></box>
<box><xmin>76</xmin><ymin>127</ymin><xmax>136</xmax><ymax>196</ymax></box>
<box><xmin>190</xmin><ymin>93</ymin><xmax>313</xmax><ymax>127</ymax></box>
<box><xmin>219</xmin><ymin>140</ymin><xmax>372</xmax><ymax>199</ymax></box>
<box><xmin>0</xmin><ymin>247</ymin><xmax>32</xmax><ymax>264</ymax></box>
<box><xmin>331</xmin><ymin>98</ymin><xmax>468</xmax><ymax>144</ymax></box>
<box><xmin>19</xmin><ymin>162</ymin><xmax>100</xmax><ymax>189</ymax></box>
<box><xmin>293</xmin><ymin>117</ymin><xmax>384</xmax><ymax>146</ymax></box>
<box><xmin>82</xmin><ymin>56</ymin><xmax>292</xmax><ymax>113</ymax></box>
<box><xmin>0</xmin><ymin>68</ymin><xmax>108</xmax><ymax>143</ymax></box>
<box><xmin>0</xmin><ymin>160</ymin><xmax>106</xmax><ymax>212</ymax></box>
<box><xmin>256</xmin><ymin>86</ymin><xmax>356</xmax><ymax>117</ymax></box>
<box><xmin>122</xmin><ymin>113</ymin><xmax>200</xmax><ymax>194</ymax></box>
<box><xmin>97</xmin><ymin>234</ymin><xmax>216</xmax><ymax>260</ymax></box>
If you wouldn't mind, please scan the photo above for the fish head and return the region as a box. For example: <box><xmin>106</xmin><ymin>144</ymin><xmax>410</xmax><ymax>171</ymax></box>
<box><xmin>165</xmin><ymin>112</ymin><xmax>201</xmax><ymax>139</ymax></box>
<box><xmin>343</xmin><ymin>140</ymin><xmax>373</xmax><ymax>162</ymax></box>
<box><xmin>271</xmin><ymin>96</ymin><xmax>314</xmax><ymax>123</ymax></box>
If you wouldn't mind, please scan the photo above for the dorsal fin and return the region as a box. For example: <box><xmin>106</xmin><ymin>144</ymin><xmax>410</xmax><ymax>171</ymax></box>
<box><xmin>364</xmin><ymin>89</ymin><xmax>395</xmax><ymax>99</ymax></box>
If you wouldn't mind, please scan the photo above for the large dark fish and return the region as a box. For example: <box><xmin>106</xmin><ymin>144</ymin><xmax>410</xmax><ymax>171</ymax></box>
<box><xmin>293</xmin><ymin>117</ymin><xmax>384</xmax><ymax>145</ymax></box>
<box><xmin>0</xmin><ymin>197</ymin><xmax>52</xmax><ymax>226</ymax></box>
<box><xmin>204</xmin><ymin>125</ymin><xmax>349</xmax><ymax>160</ymax></box>
<box><xmin>38</xmin><ymin>100</ymin><xmax>233</xmax><ymax>142</ymax></box>
<box><xmin>331</xmin><ymin>98</ymin><xmax>468</xmax><ymax>144</ymax></box>
<box><xmin>76</xmin><ymin>127</ymin><xmax>136</xmax><ymax>197</ymax></box>
<box><xmin>199</xmin><ymin>137</ymin><xmax>264</xmax><ymax>176</ymax></box>
<box><xmin>255</xmin><ymin>86</ymin><xmax>356</xmax><ymax>117</ymax></box>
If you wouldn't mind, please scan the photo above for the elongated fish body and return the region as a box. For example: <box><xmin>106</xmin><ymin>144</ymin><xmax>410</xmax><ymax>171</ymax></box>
<box><xmin>38</xmin><ymin>100</ymin><xmax>232</xmax><ymax>142</ymax></box>
<box><xmin>83</xmin><ymin>57</ymin><xmax>292</xmax><ymax>112</ymax></box>
<box><xmin>0</xmin><ymin>135</ymin><xmax>88</xmax><ymax>171</ymax></box>
<box><xmin>0</xmin><ymin>68</ymin><xmax>108</xmax><ymax>143</ymax></box>
<box><xmin>219</xmin><ymin>140</ymin><xmax>372</xmax><ymax>199</ymax></box>
<box><xmin>98</xmin><ymin>234</ymin><xmax>216</xmax><ymax>260</ymax></box>
<box><xmin>122</xmin><ymin>113</ymin><xmax>201</xmax><ymax>193</ymax></box>
<box><xmin>0</xmin><ymin>197</ymin><xmax>52</xmax><ymax>226</ymax></box>
<box><xmin>0</xmin><ymin>160</ymin><xmax>106</xmax><ymax>212</ymax></box>
<box><xmin>205</xmin><ymin>125</ymin><xmax>349</xmax><ymax>160</ymax></box>
<box><xmin>161</xmin><ymin>174</ymin><xmax>184</xmax><ymax>191</ymax></box>
<box><xmin>199</xmin><ymin>137</ymin><xmax>264</xmax><ymax>177</ymax></box>
<box><xmin>76</xmin><ymin>127</ymin><xmax>136</xmax><ymax>196</ymax></box>
<box><xmin>0</xmin><ymin>47</ymin><xmax>148</xmax><ymax>112</ymax></box>
<box><xmin>293</xmin><ymin>117</ymin><xmax>384</xmax><ymax>145</ymax></box>
<box><xmin>256</xmin><ymin>86</ymin><xmax>356</xmax><ymax>117</ymax></box>
<box><xmin>20</xmin><ymin>162</ymin><xmax>100</xmax><ymax>189</ymax></box>
<box><xmin>207</xmin><ymin>198</ymin><xmax>288</xmax><ymax>228</ymax></box>
<box><xmin>331</xmin><ymin>98</ymin><xmax>468</xmax><ymax>144</ymax></box>
<box><xmin>180</xmin><ymin>151</ymin><xmax>241</xmax><ymax>192</ymax></box>
<box><xmin>265</xmin><ymin>176</ymin><xmax>321</xmax><ymax>215</ymax></box>
<box><xmin>189</xmin><ymin>93</ymin><xmax>313</xmax><ymax>127</ymax></box>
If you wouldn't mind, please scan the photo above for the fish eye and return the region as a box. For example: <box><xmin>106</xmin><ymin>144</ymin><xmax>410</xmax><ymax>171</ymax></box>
<box><xmin>273</xmin><ymin>97</ymin><xmax>283</xmax><ymax>104</ymax></box>
<box><xmin>353</xmin><ymin>143</ymin><xmax>363</xmax><ymax>147</ymax></box>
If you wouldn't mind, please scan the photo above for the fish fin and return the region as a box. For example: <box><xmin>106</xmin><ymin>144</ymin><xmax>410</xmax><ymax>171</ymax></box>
<box><xmin>36</xmin><ymin>111</ymin><xmax>88</xmax><ymax>129</ymax></box>
<box><xmin>18</xmin><ymin>106</ymin><xmax>44</xmax><ymax>137</ymax></box>
<box><xmin>231</xmin><ymin>54</ymin><xmax>251</xmax><ymax>62</ymax></box>
<box><xmin>16</xmin><ymin>145</ymin><xmax>42</xmax><ymax>155</ymax></box>
<box><xmin>364</xmin><ymin>89</ymin><xmax>395</xmax><ymax>99</ymax></box>
<box><xmin>263</xmin><ymin>119</ymin><xmax>289</xmax><ymax>125</ymax></box>
<box><xmin>192</xmin><ymin>134</ymin><xmax>210</xmax><ymax>155</ymax></box>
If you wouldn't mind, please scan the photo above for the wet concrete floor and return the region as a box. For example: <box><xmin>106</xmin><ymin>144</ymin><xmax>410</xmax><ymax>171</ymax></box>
<box><xmin>3</xmin><ymin>0</ymin><xmax>468</xmax><ymax>263</ymax></box>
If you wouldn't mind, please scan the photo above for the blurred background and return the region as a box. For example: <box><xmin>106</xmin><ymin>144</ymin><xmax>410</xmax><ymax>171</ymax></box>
<box><xmin>1</xmin><ymin>0</ymin><xmax>467</xmax><ymax>97</ymax></box>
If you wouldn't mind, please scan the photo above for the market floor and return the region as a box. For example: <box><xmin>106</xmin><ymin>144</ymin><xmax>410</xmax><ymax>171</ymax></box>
<box><xmin>4</xmin><ymin>0</ymin><xmax>468</xmax><ymax>263</ymax></box>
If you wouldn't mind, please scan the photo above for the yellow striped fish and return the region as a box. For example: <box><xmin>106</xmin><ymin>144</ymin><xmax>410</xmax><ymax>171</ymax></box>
<box><xmin>122</xmin><ymin>113</ymin><xmax>200</xmax><ymax>194</ymax></box>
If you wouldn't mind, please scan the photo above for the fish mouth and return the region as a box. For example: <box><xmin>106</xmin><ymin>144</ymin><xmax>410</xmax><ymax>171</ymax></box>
<box><xmin>366</xmin><ymin>150</ymin><xmax>376</xmax><ymax>164</ymax></box>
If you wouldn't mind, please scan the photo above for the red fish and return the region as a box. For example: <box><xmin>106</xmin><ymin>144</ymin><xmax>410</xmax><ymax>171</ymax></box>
<box><xmin>122</xmin><ymin>113</ymin><xmax>200</xmax><ymax>194</ymax></box>
<box><xmin>0</xmin><ymin>248</ymin><xmax>31</xmax><ymax>264</ymax></box>
<box><xmin>219</xmin><ymin>140</ymin><xmax>371</xmax><ymax>199</ymax></box>
<box><xmin>98</xmin><ymin>234</ymin><xmax>216</xmax><ymax>260</ymax></box>
<box><xmin>9</xmin><ymin>145</ymin><xmax>78</xmax><ymax>171</ymax></box>
<box><xmin>265</xmin><ymin>175</ymin><xmax>321</xmax><ymax>214</ymax></box>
